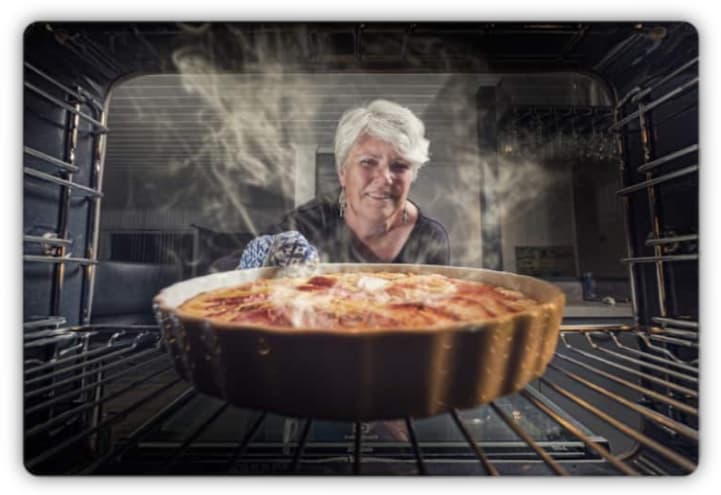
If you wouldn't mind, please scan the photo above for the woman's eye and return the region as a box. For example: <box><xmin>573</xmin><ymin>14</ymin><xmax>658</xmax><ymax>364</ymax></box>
<box><xmin>391</xmin><ymin>163</ymin><xmax>410</xmax><ymax>172</ymax></box>
<box><xmin>360</xmin><ymin>159</ymin><xmax>375</xmax><ymax>167</ymax></box>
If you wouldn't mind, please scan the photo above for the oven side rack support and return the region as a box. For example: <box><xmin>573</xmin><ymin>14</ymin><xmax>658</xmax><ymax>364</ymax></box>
<box><xmin>612</xmin><ymin>55</ymin><xmax>699</xmax><ymax>331</ymax></box>
<box><xmin>23</xmin><ymin>63</ymin><xmax>108</xmax><ymax>331</ymax></box>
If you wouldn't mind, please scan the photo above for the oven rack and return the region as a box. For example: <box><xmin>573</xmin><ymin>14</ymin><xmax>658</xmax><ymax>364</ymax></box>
<box><xmin>23</xmin><ymin>324</ymin><xmax>698</xmax><ymax>475</ymax></box>
<box><xmin>23</xmin><ymin>61</ymin><xmax>108</xmax><ymax>326</ymax></box>
<box><xmin>613</xmin><ymin>56</ymin><xmax>699</xmax><ymax>329</ymax></box>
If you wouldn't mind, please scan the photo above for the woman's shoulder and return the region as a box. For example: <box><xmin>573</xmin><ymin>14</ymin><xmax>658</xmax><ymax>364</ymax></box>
<box><xmin>414</xmin><ymin>208</ymin><xmax>449</xmax><ymax>240</ymax></box>
<box><xmin>402</xmin><ymin>206</ymin><xmax>450</xmax><ymax>265</ymax></box>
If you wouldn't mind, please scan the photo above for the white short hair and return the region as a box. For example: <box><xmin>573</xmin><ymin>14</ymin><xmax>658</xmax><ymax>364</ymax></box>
<box><xmin>334</xmin><ymin>99</ymin><xmax>430</xmax><ymax>180</ymax></box>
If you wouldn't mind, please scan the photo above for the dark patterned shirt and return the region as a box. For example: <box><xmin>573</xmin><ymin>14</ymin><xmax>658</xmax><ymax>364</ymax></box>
<box><xmin>265</xmin><ymin>197</ymin><xmax>450</xmax><ymax>265</ymax></box>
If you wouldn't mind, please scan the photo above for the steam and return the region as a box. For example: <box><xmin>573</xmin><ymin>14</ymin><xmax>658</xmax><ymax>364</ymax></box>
<box><xmin>168</xmin><ymin>47</ymin><xmax>317</xmax><ymax>236</ymax></box>
<box><xmin>268</xmin><ymin>273</ymin><xmax>459</xmax><ymax>329</ymax></box>
<box><xmin>121</xmin><ymin>25</ymin><xmax>321</xmax><ymax>236</ymax></box>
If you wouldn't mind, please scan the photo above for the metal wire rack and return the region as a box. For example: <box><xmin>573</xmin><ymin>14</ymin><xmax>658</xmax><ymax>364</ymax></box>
<box><xmin>23</xmin><ymin>61</ymin><xmax>107</xmax><ymax>326</ymax></box>
<box><xmin>23</xmin><ymin>323</ymin><xmax>698</xmax><ymax>475</ymax></box>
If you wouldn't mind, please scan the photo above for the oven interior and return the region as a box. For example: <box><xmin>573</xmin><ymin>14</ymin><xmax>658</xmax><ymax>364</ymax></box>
<box><xmin>23</xmin><ymin>22</ymin><xmax>698</xmax><ymax>475</ymax></box>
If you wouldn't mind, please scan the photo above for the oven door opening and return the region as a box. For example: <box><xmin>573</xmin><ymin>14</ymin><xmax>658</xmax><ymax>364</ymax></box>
<box><xmin>23</xmin><ymin>22</ymin><xmax>698</xmax><ymax>475</ymax></box>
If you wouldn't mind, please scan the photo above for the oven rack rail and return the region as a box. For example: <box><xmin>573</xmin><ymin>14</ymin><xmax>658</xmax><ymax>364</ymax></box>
<box><xmin>23</xmin><ymin>323</ymin><xmax>698</xmax><ymax>475</ymax></box>
<box><xmin>613</xmin><ymin>56</ymin><xmax>698</xmax><ymax>328</ymax></box>
<box><xmin>23</xmin><ymin>62</ymin><xmax>108</xmax><ymax>326</ymax></box>
<box><xmin>24</xmin><ymin>62</ymin><xmax>107</xmax><ymax>130</ymax></box>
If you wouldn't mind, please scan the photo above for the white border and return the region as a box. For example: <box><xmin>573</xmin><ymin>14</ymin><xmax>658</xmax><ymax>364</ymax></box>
<box><xmin>4</xmin><ymin>1</ymin><xmax>719</xmax><ymax>494</ymax></box>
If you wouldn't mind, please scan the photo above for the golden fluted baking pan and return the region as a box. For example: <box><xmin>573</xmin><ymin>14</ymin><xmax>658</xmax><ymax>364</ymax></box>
<box><xmin>153</xmin><ymin>263</ymin><xmax>565</xmax><ymax>421</ymax></box>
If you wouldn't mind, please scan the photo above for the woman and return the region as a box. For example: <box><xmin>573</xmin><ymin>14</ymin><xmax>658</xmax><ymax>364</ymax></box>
<box><xmin>235</xmin><ymin>99</ymin><xmax>450</xmax><ymax>269</ymax></box>
<box><xmin>231</xmin><ymin>101</ymin><xmax>449</xmax><ymax>440</ymax></box>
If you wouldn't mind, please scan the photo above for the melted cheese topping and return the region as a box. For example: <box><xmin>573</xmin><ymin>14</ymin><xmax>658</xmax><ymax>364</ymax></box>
<box><xmin>178</xmin><ymin>272</ymin><xmax>539</xmax><ymax>330</ymax></box>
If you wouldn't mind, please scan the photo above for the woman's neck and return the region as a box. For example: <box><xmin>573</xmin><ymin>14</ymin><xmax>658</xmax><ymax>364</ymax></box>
<box><xmin>345</xmin><ymin>203</ymin><xmax>407</xmax><ymax>242</ymax></box>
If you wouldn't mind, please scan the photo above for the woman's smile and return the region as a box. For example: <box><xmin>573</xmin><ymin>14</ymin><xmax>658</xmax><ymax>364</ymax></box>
<box><xmin>365</xmin><ymin>191</ymin><xmax>396</xmax><ymax>201</ymax></box>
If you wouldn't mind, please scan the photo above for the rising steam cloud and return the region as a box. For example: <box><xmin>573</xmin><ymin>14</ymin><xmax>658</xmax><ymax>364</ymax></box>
<box><xmin>169</xmin><ymin>42</ymin><xmax>318</xmax><ymax>237</ymax></box>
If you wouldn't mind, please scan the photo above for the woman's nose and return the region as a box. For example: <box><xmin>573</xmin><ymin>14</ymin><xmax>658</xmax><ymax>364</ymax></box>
<box><xmin>375</xmin><ymin>162</ymin><xmax>393</xmax><ymax>183</ymax></box>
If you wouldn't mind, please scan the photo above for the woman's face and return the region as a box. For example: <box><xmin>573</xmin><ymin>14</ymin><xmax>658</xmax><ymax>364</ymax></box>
<box><xmin>339</xmin><ymin>134</ymin><xmax>414</xmax><ymax>225</ymax></box>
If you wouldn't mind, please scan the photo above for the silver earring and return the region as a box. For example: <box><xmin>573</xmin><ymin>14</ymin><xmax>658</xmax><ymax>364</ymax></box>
<box><xmin>402</xmin><ymin>206</ymin><xmax>408</xmax><ymax>224</ymax></box>
<box><xmin>339</xmin><ymin>187</ymin><xmax>346</xmax><ymax>218</ymax></box>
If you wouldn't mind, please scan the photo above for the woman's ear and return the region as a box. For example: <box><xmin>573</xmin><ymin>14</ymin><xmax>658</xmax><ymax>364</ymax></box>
<box><xmin>337</xmin><ymin>165</ymin><xmax>346</xmax><ymax>187</ymax></box>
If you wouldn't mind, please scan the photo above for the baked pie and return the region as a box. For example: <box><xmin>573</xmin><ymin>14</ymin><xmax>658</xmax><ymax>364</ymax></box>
<box><xmin>156</xmin><ymin>264</ymin><xmax>565</xmax><ymax>420</ymax></box>
<box><xmin>178</xmin><ymin>272</ymin><xmax>540</xmax><ymax>330</ymax></box>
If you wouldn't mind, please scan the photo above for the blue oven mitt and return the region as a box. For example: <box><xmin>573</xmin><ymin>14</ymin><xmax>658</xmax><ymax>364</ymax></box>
<box><xmin>238</xmin><ymin>231</ymin><xmax>319</xmax><ymax>269</ymax></box>
<box><xmin>238</xmin><ymin>234</ymin><xmax>274</xmax><ymax>269</ymax></box>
